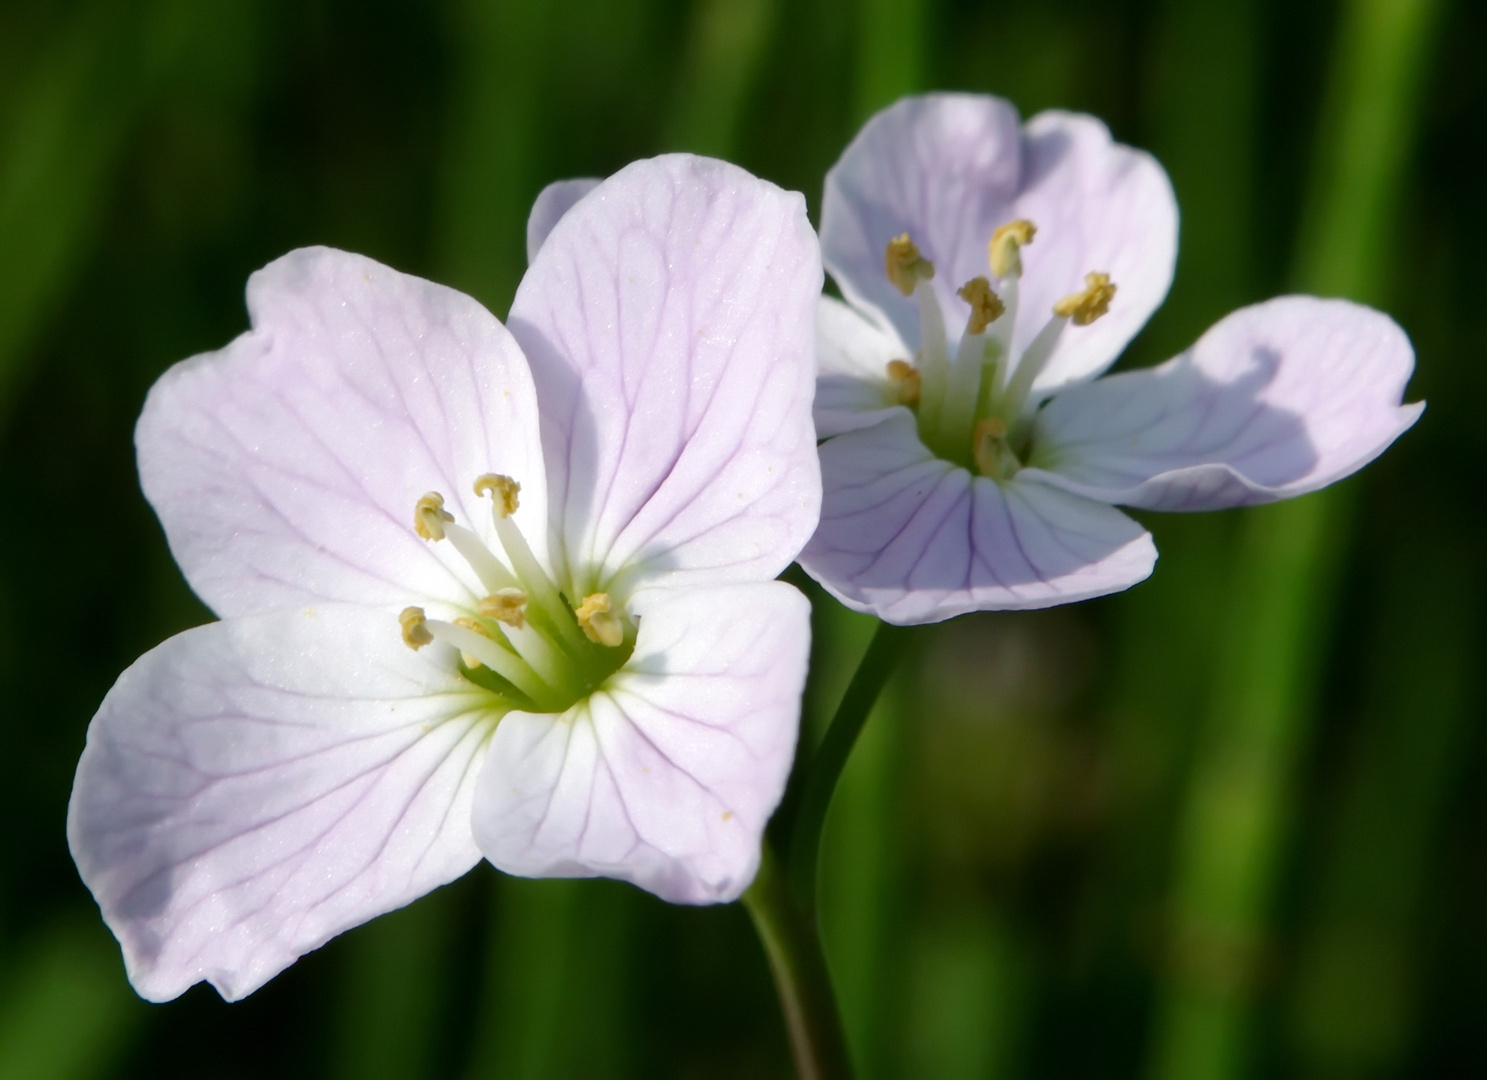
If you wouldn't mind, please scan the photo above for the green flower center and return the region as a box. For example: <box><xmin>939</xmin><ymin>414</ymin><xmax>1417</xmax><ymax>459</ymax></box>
<box><xmin>880</xmin><ymin>224</ymin><xmax>1115</xmax><ymax>479</ymax></box>
<box><xmin>398</xmin><ymin>477</ymin><xmax>632</xmax><ymax>716</ymax></box>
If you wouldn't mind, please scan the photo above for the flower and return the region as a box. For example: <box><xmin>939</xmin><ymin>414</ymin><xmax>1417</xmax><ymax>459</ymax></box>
<box><xmin>799</xmin><ymin>93</ymin><xmax>1422</xmax><ymax>625</ymax></box>
<box><xmin>67</xmin><ymin>155</ymin><xmax>823</xmax><ymax>1001</ymax></box>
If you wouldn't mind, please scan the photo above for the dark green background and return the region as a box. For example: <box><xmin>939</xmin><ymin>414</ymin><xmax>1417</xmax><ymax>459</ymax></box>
<box><xmin>0</xmin><ymin>0</ymin><xmax>1480</xmax><ymax>1076</ymax></box>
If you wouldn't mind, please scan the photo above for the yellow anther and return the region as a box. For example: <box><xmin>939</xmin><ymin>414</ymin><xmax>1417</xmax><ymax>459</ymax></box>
<box><xmin>400</xmin><ymin>607</ymin><xmax>433</xmax><ymax>649</ymax></box>
<box><xmin>885</xmin><ymin>359</ymin><xmax>922</xmax><ymax>406</ymax></box>
<box><xmin>479</xmin><ymin>588</ymin><xmax>529</xmax><ymax>629</ymax></box>
<box><xmin>885</xmin><ymin>233</ymin><xmax>935</xmax><ymax>296</ymax></box>
<box><xmin>414</xmin><ymin>493</ymin><xmax>454</xmax><ymax>541</ymax></box>
<box><xmin>575</xmin><ymin>592</ymin><xmax>624</xmax><ymax>647</ymax></box>
<box><xmin>956</xmin><ymin>276</ymin><xmax>1005</xmax><ymax>334</ymax></box>
<box><xmin>1053</xmin><ymin>272</ymin><xmax>1117</xmax><ymax>325</ymax></box>
<box><xmin>989</xmin><ymin>219</ymin><xmax>1037</xmax><ymax>278</ymax></box>
<box><xmin>474</xmin><ymin>474</ymin><xmax>521</xmax><ymax>517</ymax></box>
<box><xmin>972</xmin><ymin>417</ymin><xmax>1020</xmax><ymax>479</ymax></box>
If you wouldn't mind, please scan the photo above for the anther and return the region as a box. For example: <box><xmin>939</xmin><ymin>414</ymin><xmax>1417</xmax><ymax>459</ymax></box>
<box><xmin>1053</xmin><ymin>272</ymin><xmax>1117</xmax><ymax>325</ymax></box>
<box><xmin>957</xmin><ymin>276</ymin><xmax>1005</xmax><ymax>334</ymax></box>
<box><xmin>885</xmin><ymin>359</ymin><xmax>922</xmax><ymax>406</ymax></box>
<box><xmin>575</xmin><ymin>593</ymin><xmax>624</xmax><ymax>647</ymax></box>
<box><xmin>400</xmin><ymin>607</ymin><xmax>434</xmax><ymax>649</ymax></box>
<box><xmin>885</xmin><ymin>234</ymin><xmax>935</xmax><ymax>297</ymax></box>
<box><xmin>479</xmin><ymin>588</ymin><xmax>529</xmax><ymax>629</ymax></box>
<box><xmin>414</xmin><ymin>493</ymin><xmax>454</xmax><ymax>541</ymax></box>
<box><xmin>474</xmin><ymin>474</ymin><xmax>521</xmax><ymax>517</ymax></box>
<box><xmin>989</xmin><ymin>220</ymin><xmax>1037</xmax><ymax>278</ymax></box>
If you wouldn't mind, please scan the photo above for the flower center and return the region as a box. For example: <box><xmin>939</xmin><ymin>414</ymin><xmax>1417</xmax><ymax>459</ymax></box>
<box><xmin>399</xmin><ymin>477</ymin><xmax>632</xmax><ymax>714</ymax></box>
<box><xmin>882</xmin><ymin>224</ymin><xmax>1117</xmax><ymax>479</ymax></box>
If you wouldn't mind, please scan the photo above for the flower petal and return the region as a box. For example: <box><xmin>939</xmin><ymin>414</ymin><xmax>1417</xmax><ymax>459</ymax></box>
<box><xmin>800</xmin><ymin>412</ymin><xmax>1156</xmax><ymax>623</ymax></box>
<box><xmin>1010</xmin><ymin>110</ymin><xmax>1178</xmax><ymax>394</ymax></box>
<box><xmin>1023</xmin><ymin>297</ymin><xmax>1423</xmax><ymax>511</ymax></box>
<box><xmin>815</xmin><ymin>295</ymin><xmax>912</xmax><ymax>437</ymax></box>
<box><xmin>137</xmin><ymin>247</ymin><xmax>550</xmax><ymax>618</ymax></box>
<box><xmin>471</xmin><ymin>582</ymin><xmax>809</xmax><ymax>903</ymax></box>
<box><xmin>820</xmin><ymin>94</ymin><xmax>1176</xmax><ymax>393</ymax></box>
<box><xmin>67</xmin><ymin>605</ymin><xmax>495</xmax><ymax>1002</ymax></box>
<box><xmin>526</xmin><ymin>178</ymin><xmax>601</xmax><ymax>264</ymax></box>
<box><xmin>821</xmin><ymin>93</ymin><xmax>1023</xmax><ymax>348</ymax></box>
<box><xmin>508</xmin><ymin>154</ymin><xmax>823</xmax><ymax>599</ymax></box>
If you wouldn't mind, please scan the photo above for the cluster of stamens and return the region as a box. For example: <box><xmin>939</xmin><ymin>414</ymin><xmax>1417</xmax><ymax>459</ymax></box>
<box><xmin>398</xmin><ymin>474</ymin><xmax>630</xmax><ymax>712</ymax></box>
<box><xmin>881</xmin><ymin>220</ymin><xmax>1117</xmax><ymax>479</ymax></box>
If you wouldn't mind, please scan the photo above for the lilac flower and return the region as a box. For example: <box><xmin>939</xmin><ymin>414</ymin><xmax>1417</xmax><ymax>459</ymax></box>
<box><xmin>800</xmin><ymin>93</ymin><xmax>1422</xmax><ymax>625</ymax></box>
<box><xmin>67</xmin><ymin>155</ymin><xmax>822</xmax><ymax>1001</ymax></box>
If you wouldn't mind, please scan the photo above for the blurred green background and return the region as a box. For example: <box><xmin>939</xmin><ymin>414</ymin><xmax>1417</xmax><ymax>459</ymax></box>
<box><xmin>0</xmin><ymin>0</ymin><xmax>1481</xmax><ymax>1076</ymax></box>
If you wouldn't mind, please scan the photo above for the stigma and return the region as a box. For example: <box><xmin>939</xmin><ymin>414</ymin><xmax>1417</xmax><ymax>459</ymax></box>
<box><xmin>575</xmin><ymin>593</ymin><xmax>625</xmax><ymax>647</ymax></box>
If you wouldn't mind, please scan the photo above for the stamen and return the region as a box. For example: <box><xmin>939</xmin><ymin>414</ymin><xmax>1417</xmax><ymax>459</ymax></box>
<box><xmin>575</xmin><ymin>593</ymin><xmax>625</xmax><ymax>647</ymax></box>
<box><xmin>1053</xmin><ymin>272</ymin><xmax>1117</xmax><ymax>325</ymax></box>
<box><xmin>414</xmin><ymin>493</ymin><xmax>454</xmax><ymax>541</ymax></box>
<box><xmin>400</xmin><ymin>607</ymin><xmax>434</xmax><ymax>649</ymax></box>
<box><xmin>479</xmin><ymin>588</ymin><xmax>529</xmax><ymax>629</ymax></box>
<box><xmin>885</xmin><ymin>234</ymin><xmax>935</xmax><ymax>296</ymax></box>
<box><xmin>886</xmin><ymin>360</ymin><xmax>921</xmax><ymax>406</ymax></box>
<box><xmin>453</xmin><ymin>617</ymin><xmax>491</xmax><ymax>669</ymax></box>
<box><xmin>957</xmin><ymin>276</ymin><xmax>1004</xmax><ymax>334</ymax></box>
<box><xmin>422</xmin><ymin>617</ymin><xmax>550</xmax><ymax>704</ymax></box>
<box><xmin>973</xmin><ymin>418</ymin><xmax>1021</xmax><ymax>479</ymax></box>
<box><xmin>473</xmin><ymin>474</ymin><xmax>520</xmax><ymax>517</ymax></box>
<box><xmin>989</xmin><ymin>220</ymin><xmax>1036</xmax><ymax>278</ymax></box>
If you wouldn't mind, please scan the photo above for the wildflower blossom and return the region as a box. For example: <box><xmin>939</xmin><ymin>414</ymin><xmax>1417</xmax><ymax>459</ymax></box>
<box><xmin>802</xmin><ymin>94</ymin><xmax>1420</xmax><ymax>624</ymax></box>
<box><xmin>67</xmin><ymin>155</ymin><xmax>822</xmax><ymax>1000</ymax></box>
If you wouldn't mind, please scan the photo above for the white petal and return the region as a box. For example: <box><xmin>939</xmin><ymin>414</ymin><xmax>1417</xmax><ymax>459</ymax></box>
<box><xmin>509</xmin><ymin>154</ymin><xmax>823</xmax><ymax>598</ymax></box>
<box><xmin>137</xmin><ymin>247</ymin><xmax>550</xmax><ymax>618</ymax></box>
<box><xmin>471</xmin><ymin>582</ymin><xmax>810</xmax><ymax>904</ymax></box>
<box><xmin>821</xmin><ymin>93</ymin><xmax>1023</xmax><ymax>348</ymax></box>
<box><xmin>819</xmin><ymin>95</ymin><xmax>1177</xmax><ymax>393</ymax></box>
<box><xmin>815</xmin><ymin>295</ymin><xmax>912</xmax><ymax>437</ymax></box>
<box><xmin>1024</xmin><ymin>296</ymin><xmax>1423</xmax><ymax>511</ymax></box>
<box><xmin>67</xmin><ymin>606</ymin><xmax>495</xmax><ymax>1002</ymax></box>
<box><xmin>1010</xmin><ymin>110</ymin><xmax>1178</xmax><ymax>395</ymax></box>
<box><xmin>526</xmin><ymin>178</ymin><xmax>601</xmax><ymax>264</ymax></box>
<box><xmin>800</xmin><ymin>412</ymin><xmax>1156</xmax><ymax>623</ymax></box>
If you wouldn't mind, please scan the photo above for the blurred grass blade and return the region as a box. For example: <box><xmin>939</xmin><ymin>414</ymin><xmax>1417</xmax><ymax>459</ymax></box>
<box><xmin>464</xmin><ymin>879</ymin><xmax>636</xmax><ymax>1080</ymax></box>
<box><xmin>0</xmin><ymin>3</ymin><xmax>139</xmax><ymax>423</ymax></box>
<box><xmin>855</xmin><ymin>0</ymin><xmax>926</xmax><ymax>121</ymax></box>
<box><xmin>1148</xmin><ymin>1</ymin><xmax>1441</xmax><ymax>1077</ymax></box>
<box><xmin>0</xmin><ymin>922</ymin><xmax>145</xmax><ymax>1080</ymax></box>
<box><xmin>665</xmin><ymin>0</ymin><xmax>779</xmax><ymax>156</ymax></box>
<box><xmin>331</xmin><ymin>893</ymin><xmax>457</xmax><ymax>1080</ymax></box>
<box><xmin>437</xmin><ymin>0</ymin><xmax>554</xmax><ymax>315</ymax></box>
<box><xmin>1288</xmin><ymin>525</ymin><xmax>1478</xmax><ymax>1076</ymax></box>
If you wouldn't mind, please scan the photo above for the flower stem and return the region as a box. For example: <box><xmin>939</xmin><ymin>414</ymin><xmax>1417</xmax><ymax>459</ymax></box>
<box><xmin>786</xmin><ymin>620</ymin><xmax>911</xmax><ymax>907</ymax></box>
<box><xmin>743</xmin><ymin>844</ymin><xmax>853</xmax><ymax>1080</ymax></box>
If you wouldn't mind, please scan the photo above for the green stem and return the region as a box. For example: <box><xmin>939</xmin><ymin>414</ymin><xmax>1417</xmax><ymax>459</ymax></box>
<box><xmin>743</xmin><ymin>845</ymin><xmax>854</xmax><ymax>1080</ymax></box>
<box><xmin>787</xmin><ymin>621</ymin><xmax>912</xmax><ymax>906</ymax></box>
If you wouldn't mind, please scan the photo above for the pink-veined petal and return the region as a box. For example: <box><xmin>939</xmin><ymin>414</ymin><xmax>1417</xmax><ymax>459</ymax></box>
<box><xmin>526</xmin><ymin>178</ymin><xmax>601</xmax><ymax>264</ymax></box>
<box><xmin>821</xmin><ymin>93</ymin><xmax>1023</xmax><ymax>348</ymax></box>
<box><xmin>67</xmin><ymin>605</ymin><xmax>496</xmax><ymax>1002</ymax></box>
<box><xmin>508</xmin><ymin>155</ymin><xmax>823</xmax><ymax>600</ymax></box>
<box><xmin>471</xmin><ymin>582</ymin><xmax>809</xmax><ymax>903</ymax></box>
<box><xmin>820</xmin><ymin>95</ymin><xmax>1176</xmax><ymax>394</ymax></box>
<box><xmin>1010</xmin><ymin>110</ymin><xmax>1178</xmax><ymax>394</ymax></box>
<box><xmin>137</xmin><ymin>247</ymin><xmax>550</xmax><ymax>619</ymax></box>
<box><xmin>815</xmin><ymin>295</ymin><xmax>912</xmax><ymax>437</ymax></box>
<box><xmin>1023</xmin><ymin>297</ymin><xmax>1423</xmax><ymax>511</ymax></box>
<box><xmin>800</xmin><ymin>412</ymin><xmax>1156</xmax><ymax>624</ymax></box>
